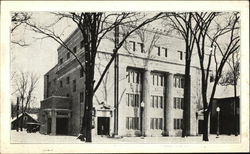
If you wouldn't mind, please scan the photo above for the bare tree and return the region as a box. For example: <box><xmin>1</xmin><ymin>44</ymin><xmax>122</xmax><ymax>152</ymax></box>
<box><xmin>164</xmin><ymin>12</ymin><xmax>200</xmax><ymax>137</ymax></box>
<box><xmin>21</xmin><ymin>12</ymin><xmax>165</xmax><ymax>142</ymax></box>
<box><xmin>219</xmin><ymin>50</ymin><xmax>240</xmax><ymax>135</ymax></box>
<box><xmin>11</xmin><ymin>12</ymin><xmax>31</xmax><ymax>47</ymax></box>
<box><xmin>219</xmin><ymin>50</ymin><xmax>240</xmax><ymax>87</ymax></box>
<box><xmin>190</xmin><ymin>12</ymin><xmax>240</xmax><ymax>141</ymax></box>
<box><xmin>13</xmin><ymin>71</ymin><xmax>39</xmax><ymax>131</ymax></box>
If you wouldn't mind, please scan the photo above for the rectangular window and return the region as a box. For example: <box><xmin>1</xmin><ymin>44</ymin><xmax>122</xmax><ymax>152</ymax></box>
<box><xmin>138</xmin><ymin>42</ymin><xmax>144</xmax><ymax>53</ymax></box>
<box><xmin>151</xmin><ymin>96</ymin><xmax>154</xmax><ymax>108</ymax></box>
<box><xmin>136</xmin><ymin>72</ymin><xmax>140</xmax><ymax>84</ymax></box>
<box><xmin>174</xmin><ymin>119</ymin><xmax>177</xmax><ymax>129</ymax></box>
<box><xmin>126</xmin><ymin>117</ymin><xmax>129</xmax><ymax>129</ymax></box>
<box><xmin>154</xmin><ymin>96</ymin><xmax>158</xmax><ymax>108</ymax></box>
<box><xmin>80</xmin><ymin>92</ymin><xmax>84</xmax><ymax>102</ymax></box>
<box><xmin>181</xmin><ymin>98</ymin><xmax>184</xmax><ymax>109</ymax></box>
<box><xmin>80</xmin><ymin>68</ymin><xmax>84</xmax><ymax>78</ymax></box>
<box><xmin>135</xmin><ymin>117</ymin><xmax>139</xmax><ymax>130</ymax></box>
<box><xmin>174</xmin><ymin>76</ymin><xmax>184</xmax><ymax>88</ymax></box>
<box><xmin>73</xmin><ymin>46</ymin><xmax>77</xmax><ymax>53</ymax></box>
<box><xmin>160</xmin><ymin>96</ymin><xmax>163</xmax><ymax>108</ymax></box>
<box><xmin>176</xmin><ymin>78</ymin><xmax>180</xmax><ymax>88</ymax></box>
<box><xmin>178</xmin><ymin>119</ymin><xmax>181</xmax><ymax>129</ymax></box>
<box><xmin>126</xmin><ymin>117</ymin><xmax>139</xmax><ymax>130</ymax></box>
<box><xmin>126</xmin><ymin>93</ymin><xmax>129</xmax><ymax>106</ymax></box>
<box><xmin>155</xmin><ymin>118</ymin><xmax>158</xmax><ymax>129</ymax></box>
<box><xmin>66</xmin><ymin>76</ymin><xmax>70</xmax><ymax>84</ymax></box>
<box><xmin>174</xmin><ymin>97</ymin><xmax>177</xmax><ymax>109</ymax></box>
<box><xmin>67</xmin><ymin>52</ymin><xmax>70</xmax><ymax>59</ymax></box>
<box><xmin>73</xmin><ymin>80</ymin><xmax>76</xmax><ymax>92</ymax></box>
<box><xmin>180</xmin><ymin>78</ymin><xmax>185</xmax><ymax>88</ymax></box>
<box><xmin>127</xmin><ymin>72</ymin><xmax>130</xmax><ymax>83</ymax></box>
<box><xmin>127</xmin><ymin>93</ymin><xmax>139</xmax><ymax>107</ymax></box>
<box><xmin>174</xmin><ymin>97</ymin><xmax>184</xmax><ymax>110</ymax></box>
<box><xmin>150</xmin><ymin>118</ymin><xmax>163</xmax><ymax>130</ymax></box>
<box><xmin>159</xmin><ymin>118</ymin><xmax>163</xmax><ymax>130</ymax></box>
<box><xmin>60</xmin><ymin>80</ymin><xmax>63</xmax><ymax>88</ymax></box>
<box><xmin>155</xmin><ymin>75</ymin><xmax>158</xmax><ymax>86</ymax></box>
<box><xmin>178</xmin><ymin>98</ymin><xmax>182</xmax><ymax>109</ymax></box>
<box><xmin>59</xmin><ymin>58</ymin><xmax>63</xmax><ymax>64</ymax></box>
<box><xmin>155</xmin><ymin>96</ymin><xmax>158</xmax><ymax>108</ymax></box>
<box><xmin>80</xmin><ymin>40</ymin><xmax>84</xmax><ymax>49</ymax></box>
<box><xmin>135</xmin><ymin>94</ymin><xmax>138</xmax><ymax>107</ymax></box>
<box><xmin>157</xmin><ymin>46</ymin><xmax>161</xmax><ymax>56</ymax></box>
<box><xmin>150</xmin><ymin>118</ymin><xmax>154</xmax><ymax>129</ymax></box>
<box><xmin>127</xmin><ymin>70</ymin><xmax>141</xmax><ymax>84</ymax></box>
<box><xmin>152</xmin><ymin>74</ymin><xmax>164</xmax><ymax>87</ymax></box>
<box><xmin>130</xmin><ymin>41</ymin><xmax>136</xmax><ymax>51</ymax></box>
<box><xmin>130</xmin><ymin>94</ymin><xmax>134</xmax><ymax>106</ymax></box>
<box><xmin>163</xmin><ymin>47</ymin><xmax>167</xmax><ymax>57</ymax></box>
<box><xmin>152</xmin><ymin>75</ymin><xmax>155</xmax><ymax>85</ymax></box>
<box><xmin>178</xmin><ymin>51</ymin><xmax>183</xmax><ymax>60</ymax></box>
<box><xmin>174</xmin><ymin>119</ymin><xmax>183</xmax><ymax>129</ymax></box>
<box><xmin>131</xmin><ymin>72</ymin><xmax>134</xmax><ymax>83</ymax></box>
<box><xmin>134</xmin><ymin>72</ymin><xmax>137</xmax><ymax>84</ymax></box>
<box><xmin>156</xmin><ymin>75</ymin><xmax>159</xmax><ymax>86</ymax></box>
<box><xmin>160</xmin><ymin>75</ymin><xmax>164</xmax><ymax>86</ymax></box>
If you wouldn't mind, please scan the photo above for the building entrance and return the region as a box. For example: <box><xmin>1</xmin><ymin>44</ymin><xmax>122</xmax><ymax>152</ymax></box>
<box><xmin>97</xmin><ymin>117</ymin><xmax>110</xmax><ymax>135</ymax></box>
<box><xmin>47</xmin><ymin>118</ymin><xmax>51</xmax><ymax>134</ymax></box>
<box><xmin>56</xmin><ymin>118</ymin><xmax>68</xmax><ymax>135</ymax></box>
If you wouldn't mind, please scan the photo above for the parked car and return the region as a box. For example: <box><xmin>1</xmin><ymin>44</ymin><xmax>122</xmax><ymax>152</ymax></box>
<box><xmin>26</xmin><ymin>122</ymin><xmax>40</xmax><ymax>133</ymax></box>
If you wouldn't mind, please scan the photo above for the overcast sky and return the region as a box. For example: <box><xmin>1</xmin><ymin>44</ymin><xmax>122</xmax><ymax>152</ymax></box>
<box><xmin>11</xmin><ymin>12</ymin><xmax>76</xmax><ymax>107</ymax></box>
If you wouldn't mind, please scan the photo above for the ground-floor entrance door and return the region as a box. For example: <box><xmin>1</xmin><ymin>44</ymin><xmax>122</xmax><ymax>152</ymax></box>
<box><xmin>56</xmin><ymin>118</ymin><xmax>68</xmax><ymax>135</ymax></box>
<box><xmin>47</xmin><ymin>118</ymin><xmax>51</xmax><ymax>134</ymax></box>
<box><xmin>97</xmin><ymin>117</ymin><xmax>110</xmax><ymax>135</ymax></box>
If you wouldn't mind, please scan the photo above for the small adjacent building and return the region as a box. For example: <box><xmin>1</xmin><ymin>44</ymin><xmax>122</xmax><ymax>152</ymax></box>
<box><xmin>11</xmin><ymin>112</ymin><xmax>39</xmax><ymax>130</ymax></box>
<box><xmin>210</xmin><ymin>85</ymin><xmax>240</xmax><ymax>135</ymax></box>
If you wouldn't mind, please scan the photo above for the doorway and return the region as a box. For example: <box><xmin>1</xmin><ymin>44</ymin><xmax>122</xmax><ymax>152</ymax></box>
<box><xmin>56</xmin><ymin>118</ymin><xmax>68</xmax><ymax>135</ymax></box>
<box><xmin>47</xmin><ymin>118</ymin><xmax>51</xmax><ymax>134</ymax></box>
<box><xmin>97</xmin><ymin>117</ymin><xmax>110</xmax><ymax>135</ymax></box>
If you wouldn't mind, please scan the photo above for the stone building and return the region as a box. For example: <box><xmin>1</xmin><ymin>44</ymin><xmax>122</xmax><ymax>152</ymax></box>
<box><xmin>39</xmin><ymin>24</ymin><xmax>206</xmax><ymax>137</ymax></box>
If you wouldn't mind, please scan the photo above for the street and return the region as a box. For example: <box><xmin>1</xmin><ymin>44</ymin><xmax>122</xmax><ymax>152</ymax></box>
<box><xmin>11</xmin><ymin>130</ymin><xmax>240</xmax><ymax>144</ymax></box>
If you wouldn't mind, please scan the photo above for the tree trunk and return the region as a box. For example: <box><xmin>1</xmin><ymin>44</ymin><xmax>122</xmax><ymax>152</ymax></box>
<box><xmin>233</xmin><ymin>77</ymin><xmax>238</xmax><ymax>136</ymax></box>
<box><xmin>203</xmin><ymin>110</ymin><xmax>209</xmax><ymax>141</ymax></box>
<box><xmin>182</xmin><ymin>62</ymin><xmax>191</xmax><ymax>137</ymax></box>
<box><xmin>20</xmin><ymin>99</ymin><xmax>24</xmax><ymax>131</ymax></box>
<box><xmin>232</xmin><ymin>54</ymin><xmax>238</xmax><ymax>136</ymax></box>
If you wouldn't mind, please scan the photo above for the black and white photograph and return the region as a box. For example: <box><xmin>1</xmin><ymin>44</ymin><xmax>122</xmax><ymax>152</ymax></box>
<box><xmin>0</xmin><ymin>1</ymin><xmax>249</xmax><ymax>153</ymax></box>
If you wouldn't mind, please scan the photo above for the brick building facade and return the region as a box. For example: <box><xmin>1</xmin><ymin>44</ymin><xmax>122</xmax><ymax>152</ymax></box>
<box><xmin>39</xmin><ymin>25</ymin><xmax>205</xmax><ymax>137</ymax></box>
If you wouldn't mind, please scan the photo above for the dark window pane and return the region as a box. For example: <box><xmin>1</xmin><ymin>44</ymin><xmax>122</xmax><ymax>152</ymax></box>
<box><xmin>73</xmin><ymin>47</ymin><xmax>77</xmax><ymax>53</ymax></box>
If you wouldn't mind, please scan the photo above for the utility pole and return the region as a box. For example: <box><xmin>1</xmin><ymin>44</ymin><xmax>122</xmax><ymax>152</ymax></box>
<box><xmin>216</xmin><ymin>106</ymin><xmax>220</xmax><ymax>138</ymax></box>
<box><xmin>16</xmin><ymin>97</ymin><xmax>19</xmax><ymax>132</ymax></box>
<box><xmin>113</xmin><ymin>24</ymin><xmax>119</xmax><ymax>136</ymax></box>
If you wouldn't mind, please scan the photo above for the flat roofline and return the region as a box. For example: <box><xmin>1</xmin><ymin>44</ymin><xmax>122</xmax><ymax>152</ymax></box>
<box><xmin>56</xmin><ymin>19</ymin><xmax>185</xmax><ymax>52</ymax></box>
<box><xmin>214</xmin><ymin>96</ymin><xmax>240</xmax><ymax>100</ymax></box>
<box><xmin>44</xmin><ymin>64</ymin><xmax>58</xmax><ymax>76</ymax></box>
<box><xmin>43</xmin><ymin>108</ymin><xmax>72</xmax><ymax>112</ymax></box>
<box><xmin>41</xmin><ymin>95</ymin><xmax>71</xmax><ymax>102</ymax></box>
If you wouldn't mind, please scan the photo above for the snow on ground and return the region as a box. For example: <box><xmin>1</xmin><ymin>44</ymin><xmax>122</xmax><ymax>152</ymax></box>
<box><xmin>10</xmin><ymin>130</ymin><xmax>240</xmax><ymax>144</ymax></box>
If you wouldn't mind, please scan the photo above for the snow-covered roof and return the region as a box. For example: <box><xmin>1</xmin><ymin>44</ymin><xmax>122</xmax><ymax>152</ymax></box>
<box><xmin>11</xmin><ymin>112</ymin><xmax>38</xmax><ymax>123</ymax></box>
<box><xmin>214</xmin><ymin>85</ymin><xmax>240</xmax><ymax>98</ymax></box>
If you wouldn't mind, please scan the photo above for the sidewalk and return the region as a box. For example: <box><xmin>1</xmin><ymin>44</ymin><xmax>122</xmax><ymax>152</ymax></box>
<box><xmin>10</xmin><ymin>130</ymin><xmax>240</xmax><ymax>144</ymax></box>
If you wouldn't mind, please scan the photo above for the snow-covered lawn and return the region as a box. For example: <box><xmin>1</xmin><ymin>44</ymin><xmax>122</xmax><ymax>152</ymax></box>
<box><xmin>10</xmin><ymin>130</ymin><xmax>240</xmax><ymax>144</ymax></box>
